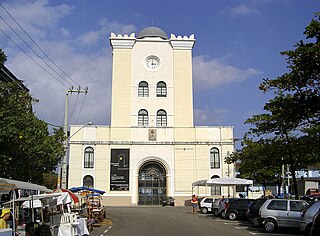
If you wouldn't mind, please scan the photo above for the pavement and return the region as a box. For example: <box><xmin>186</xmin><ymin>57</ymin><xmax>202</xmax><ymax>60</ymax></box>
<box><xmin>89</xmin><ymin>218</ymin><xmax>113</xmax><ymax>236</ymax></box>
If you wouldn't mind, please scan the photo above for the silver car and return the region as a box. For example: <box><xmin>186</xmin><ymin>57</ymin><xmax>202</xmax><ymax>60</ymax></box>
<box><xmin>259</xmin><ymin>199</ymin><xmax>309</xmax><ymax>232</ymax></box>
<box><xmin>300</xmin><ymin>201</ymin><xmax>320</xmax><ymax>234</ymax></box>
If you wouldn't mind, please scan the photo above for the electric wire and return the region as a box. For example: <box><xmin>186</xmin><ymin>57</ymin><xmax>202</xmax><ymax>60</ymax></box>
<box><xmin>0</xmin><ymin>28</ymin><xmax>68</xmax><ymax>88</ymax></box>
<box><xmin>75</xmin><ymin>94</ymin><xmax>87</xmax><ymax>125</ymax></box>
<box><xmin>0</xmin><ymin>3</ymin><xmax>80</xmax><ymax>87</ymax></box>
<box><xmin>69</xmin><ymin>92</ymin><xmax>80</xmax><ymax>123</ymax></box>
<box><xmin>0</xmin><ymin>16</ymin><xmax>74</xmax><ymax>88</ymax></box>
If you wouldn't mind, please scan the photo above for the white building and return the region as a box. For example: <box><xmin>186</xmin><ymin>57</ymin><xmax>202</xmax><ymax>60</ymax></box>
<box><xmin>68</xmin><ymin>27</ymin><xmax>235</xmax><ymax>206</ymax></box>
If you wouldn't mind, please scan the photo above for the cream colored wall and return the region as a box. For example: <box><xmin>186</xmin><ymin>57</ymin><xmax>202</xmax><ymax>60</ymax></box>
<box><xmin>131</xmin><ymin>40</ymin><xmax>174</xmax><ymax>127</ymax></box>
<box><xmin>173</xmin><ymin>50</ymin><xmax>193</xmax><ymax>127</ymax></box>
<box><xmin>111</xmin><ymin>48</ymin><xmax>132</xmax><ymax>127</ymax></box>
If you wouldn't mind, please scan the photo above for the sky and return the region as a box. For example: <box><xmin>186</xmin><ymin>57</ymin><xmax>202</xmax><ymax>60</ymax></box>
<box><xmin>1</xmin><ymin>0</ymin><xmax>319</xmax><ymax>148</ymax></box>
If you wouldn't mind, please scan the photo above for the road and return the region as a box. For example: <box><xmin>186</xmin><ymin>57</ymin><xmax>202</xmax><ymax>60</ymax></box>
<box><xmin>90</xmin><ymin>206</ymin><xmax>303</xmax><ymax>236</ymax></box>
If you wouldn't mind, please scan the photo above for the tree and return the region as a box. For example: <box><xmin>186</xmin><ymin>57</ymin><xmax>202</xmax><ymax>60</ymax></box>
<box><xmin>0</xmin><ymin>79</ymin><xmax>65</xmax><ymax>187</ymax></box>
<box><xmin>227</xmin><ymin>13</ymin><xmax>320</xmax><ymax>198</ymax></box>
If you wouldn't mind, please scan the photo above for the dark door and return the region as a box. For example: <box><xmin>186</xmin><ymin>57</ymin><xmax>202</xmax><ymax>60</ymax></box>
<box><xmin>138</xmin><ymin>162</ymin><xmax>166</xmax><ymax>205</ymax></box>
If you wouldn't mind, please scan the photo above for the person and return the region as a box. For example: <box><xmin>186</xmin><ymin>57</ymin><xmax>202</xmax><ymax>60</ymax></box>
<box><xmin>191</xmin><ymin>194</ymin><xmax>198</xmax><ymax>213</ymax></box>
<box><xmin>0</xmin><ymin>208</ymin><xmax>11</xmax><ymax>229</ymax></box>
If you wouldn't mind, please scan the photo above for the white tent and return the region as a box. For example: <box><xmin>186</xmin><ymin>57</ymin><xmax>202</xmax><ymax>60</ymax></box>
<box><xmin>0</xmin><ymin>177</ymin><xmax>51</xmax><ymax>194</ymax></box>
<box><xmin>192</xmin><ymin>177</ymin><xmax>253</xmax><ymax>188</ymax></box>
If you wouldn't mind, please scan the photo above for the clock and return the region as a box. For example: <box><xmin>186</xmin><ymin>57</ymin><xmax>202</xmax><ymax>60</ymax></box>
<box><xmin>145</xmin><ymin>56</ymin><xmax>160</xmax><ymax>70</ymax></box>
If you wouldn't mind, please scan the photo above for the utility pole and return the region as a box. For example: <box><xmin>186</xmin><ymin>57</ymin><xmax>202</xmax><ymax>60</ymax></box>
<box><xmin>58</xmin><ymin>86</ymin><xmax>88</xmax><ymax>189</ymax></box>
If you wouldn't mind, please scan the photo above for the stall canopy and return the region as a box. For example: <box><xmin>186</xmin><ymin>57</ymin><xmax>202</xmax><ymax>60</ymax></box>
<box><xmin>192</xmin><ymin>177</ymin><xmax>253</xmax><ymax>188</ymax></box>
<box><xmin>0</xmin><ymin>177</ymin><xmax>51</xmax><ymax>194</ymax></box>
<box><xmin>69</xmin><ymin>186</ymin><xmax>105</xmax><ymax>195</ymax></box>
<box><xmin>54</xmin><ymin>188</ymin><xmax>79</xmax><ymax>203</ymax></box>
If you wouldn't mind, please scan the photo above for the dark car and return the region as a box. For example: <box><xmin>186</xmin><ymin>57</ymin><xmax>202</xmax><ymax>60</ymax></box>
<box><xmin>246</xmin><ymin>198</ymin><xmax>268</xmax><ymax>227</ymax></box>
<box><xmin>162</xmin><ymin>196</ymin><xmax>175</xmax><ymax>206</ymax></box>
<box><xmin>225</xmin><ymin>198</ymin><xmax>254</xmax><ymax>220</ymax></box>
<box><xmin>310</xmin><ymin>209</ymin><xmax>320</xmax><ymax>236</ymax></box>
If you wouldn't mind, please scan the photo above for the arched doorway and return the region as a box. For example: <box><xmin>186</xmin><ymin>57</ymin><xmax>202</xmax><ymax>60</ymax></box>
<box><xmin>138</xmin><ymin>161</ymin><xmax>166</xmax><ymax>205</ymax></box>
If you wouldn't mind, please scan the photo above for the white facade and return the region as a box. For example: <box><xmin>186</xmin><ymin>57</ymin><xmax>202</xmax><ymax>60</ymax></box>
<box><xmin>68</xmin><ymin>27</ymin><xmax>234</xmax><ymax>206</ymax></box>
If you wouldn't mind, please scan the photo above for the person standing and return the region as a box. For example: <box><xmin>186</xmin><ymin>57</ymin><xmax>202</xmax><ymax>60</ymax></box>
<box><xmin>191</xmin><ymin>195</ymin><xmax>198</xmax><ymax>213</ymax></box>
<box><xmin>0</xmin><ymin>208</ymin><xmax>11</xmax><ymax>229</ymax></box>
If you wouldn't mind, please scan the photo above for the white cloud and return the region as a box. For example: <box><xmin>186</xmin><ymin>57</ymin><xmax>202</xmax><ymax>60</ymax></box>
<box><xmin>193</xmin><ymin>55</ymin><xmax>261</xmax><ymax>91</ymax></box>
<box><xmin>220</xmin><ymin>4</ymin><xmax>261</xmax><ymax>17</ymax></box>
<box><xmin>194</xmin><ymin>108</ymin><xmax>229</xmax><ymax>126</ymax></box>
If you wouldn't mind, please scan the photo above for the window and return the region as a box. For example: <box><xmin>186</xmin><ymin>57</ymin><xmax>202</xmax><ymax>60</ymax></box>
<box><xmin>84</xmin><ymin>147</ymin><xmax>94</xmax><ymax>168</ymax></box>
<box><xmin>83</xmin><ymin>175</ymin><xmax>94</xmax><ymax>188</ymax></box>
<box><xmin>156</xmin><ymin>109</ymin><xmax>167</xmax><ymax>126</ymax></box>
<box><xmin>210</xmin><ymin>175</ymin><xmax>221</xmax><ymax>195</ymax></box>
<box><xmin>210</xmin><ymin>148</ymin><xmax>220</xmax><ymax>169</ymax></box>
<box><xmin>156</xmin><ymin>81</ymin><xmax>167</xmax><ymax>97</ymax></box>
<box><xmin>138</xmin><ymin>81</ymin><xmax>149</xmax><ymax>97</ymax></box>
<box><xmin>290</xmin><ymin>201</ymin><xmax>308</xmax><ymax>212</ymax></box>
<box><xmin>138</xmin><ymin>109</ymin><xmax>148</xmax><ymax>126</ymax></box>
<box><xmin>267</xmin><ymin>200</ymin><xmax>287</xmax><ymax>211</ymax></box>
<box><xmin>211</xmin><ymin>186</ymin><xmax>221</xmax><ymax>195</ymax></box>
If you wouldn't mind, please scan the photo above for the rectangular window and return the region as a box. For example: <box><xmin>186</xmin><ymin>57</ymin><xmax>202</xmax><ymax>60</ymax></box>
<box><xmin>211</xmin><ymin>186</ymin><xmax>221</xmax><ymax>195</ymax></box>
<box><xmin>84</xmin><ymin>153</ymin><xmax>94</xmax><ymax>168</ymax></box>
<box><xmin>138</xmin><ymin>87</ymin><xmax>148</xmax><ymax>97</ymax></box>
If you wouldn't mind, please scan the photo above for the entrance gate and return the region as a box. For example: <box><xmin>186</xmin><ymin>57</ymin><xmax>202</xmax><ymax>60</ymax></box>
<box><xmin>138</xmin><ymin>162</ymin><xmax>166</xmax><ymax>205</ymax></box>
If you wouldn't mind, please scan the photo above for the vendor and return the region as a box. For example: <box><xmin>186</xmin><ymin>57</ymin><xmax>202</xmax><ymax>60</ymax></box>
<box><xmin>0</xmin><ymin>208</ymin><xmax>11</xmax><ymax>229</ymax></box>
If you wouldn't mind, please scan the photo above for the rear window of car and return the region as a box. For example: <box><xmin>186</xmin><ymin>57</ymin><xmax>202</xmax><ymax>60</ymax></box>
<box><xmin>267</xmin><ymin>200</ymin><xmax>287</xmax><ymax>211</ymax></box>
<box><xmin>252</xmin><ymin>199</ymin><xmax>267</xmax><ymax>208</ymax></box>
<box><xmin>204</xmin><ymin>198</ymin><xmax>213</xmax><ymax>203</ymax></box>
<box><xmin>289</xmin><ymin>201</ymin><xmax>308</xmax><ymax>212</ymax></box>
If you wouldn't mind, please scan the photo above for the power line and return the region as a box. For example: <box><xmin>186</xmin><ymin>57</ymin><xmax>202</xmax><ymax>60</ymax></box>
<box><xmin>0</xmin><ymin>3</ymin><xmax>80</xmax><ymax>87</ymax></box>
<box><xmin>75</xmin><ymin>93</ymin><xmax>88</xmax><ymax>124</ymax></box>
<box><xmin>0</xmin><ymin>16</ymin><xmax>75</xmax><ymax>88</ymax></box>
<box><xmin>0</xmin><ymin>28</ymin><xmax>69</xmax><ymax>88</ymax></box>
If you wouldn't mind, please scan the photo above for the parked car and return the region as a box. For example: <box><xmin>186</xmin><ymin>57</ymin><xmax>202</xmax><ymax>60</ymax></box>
<box><xmin>211</xmin><ymin>198</ymin><xmax>222</xmax><ymax>216</ymax></box>
<box><xmin>161</xmin><ymin>196</ymin><xmax>175</xmax><ymax>206</ymax></box>
<box><xmin>310</xmin><ymin>209</ymin><xmax>320</xmax><ymax>236</ymax></box>
<box><xmin>225</xmin><ymin>198</ymin><xmax>254</xmax><ymax>220</ymax></box>
<box><xmin>220</xmin><ymin>198</ymin><xmax>237</xmax><ymax>218</ymax></box>
<box><xmin>246</xmin><ymin>198</ymin><xmax>268</xmax><ymax>227</ymax></box>
<box><xmin>300</xmin><ymin>201</ymin><xmax>320</xmax><ymax>235</ymax></box>
<box><xmin>259</xmin><ymin>199</ymin><xmax>309</xmax><ymax>232</ymax></box>
<box><xmin>199</xmin><ymin>197</ymin><xmax>214</xmax><ymax>214</ymax></box>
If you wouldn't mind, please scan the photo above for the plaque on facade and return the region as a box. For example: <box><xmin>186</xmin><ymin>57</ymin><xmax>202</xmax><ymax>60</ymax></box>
<box><xmin>148</xmin><ymin>129</ymin><xmax>156</xmax><ymax>141</ymax></box>
<box><xmin>110</xmin><ymin>149</ymin><xmax>130</xmax><ymax>191</ymax></box>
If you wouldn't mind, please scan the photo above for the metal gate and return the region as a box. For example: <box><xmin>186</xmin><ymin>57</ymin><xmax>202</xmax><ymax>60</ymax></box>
<box><xmin>138</xmin><ymin>162</ymin><xmax>166</xmax><ymax>205</ymax></box>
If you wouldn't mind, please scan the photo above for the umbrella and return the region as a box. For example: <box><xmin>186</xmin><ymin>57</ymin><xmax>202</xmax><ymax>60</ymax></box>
<box><xmin>53</xmin><ymin>188</ymin><xmax>79</xmax><ymax>203</ymax></box>
<box><xmin>69</xmin><ymin>186</ymin><xmax>105</xmax><ymax>195</ymax></box>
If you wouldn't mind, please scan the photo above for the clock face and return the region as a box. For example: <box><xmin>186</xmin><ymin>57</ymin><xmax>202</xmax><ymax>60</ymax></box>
<box><xmin>145</xmin><ymin>56</ymin><xmax>160</xmax><ymax>70</ymax></box>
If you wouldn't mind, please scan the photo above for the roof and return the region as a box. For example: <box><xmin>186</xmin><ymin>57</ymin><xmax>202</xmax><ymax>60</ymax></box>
<box><xmin>192</xmin><ymin>177</ymin><xmax>253</xmax><ymax>188</ymax></box>
<box><xmin>0</xmin><ymin>65</ymin><xmax>29</xmax><ymax>92</ymax></box>
<box><xmin>136</xmin><ymin>27</ymin><xmax>168</xmax><ymax>40</ymax></box>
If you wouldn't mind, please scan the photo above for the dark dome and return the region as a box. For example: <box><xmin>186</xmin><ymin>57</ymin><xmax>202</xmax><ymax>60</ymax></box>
<box><xmin>137</xmin><ymin>27</ymin><xmax>168</xmax><ymax>40</ymax></box>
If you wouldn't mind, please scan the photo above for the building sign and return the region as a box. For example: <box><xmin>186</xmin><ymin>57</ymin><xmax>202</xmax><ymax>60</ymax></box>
<box><xmin>110</xmin><ymin>149</ymin><xmax>130</xmax><ymax>191</ymax></box>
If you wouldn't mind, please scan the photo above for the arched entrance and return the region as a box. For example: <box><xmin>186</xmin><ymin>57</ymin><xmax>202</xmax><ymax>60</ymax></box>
<box><xmin>138</xmin><ymin>161</ymin><xmax>166</xmax><ymax>205</ymax></box>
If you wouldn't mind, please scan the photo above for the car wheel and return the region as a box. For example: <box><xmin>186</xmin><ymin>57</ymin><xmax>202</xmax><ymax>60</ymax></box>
<box><xmin>201</xmin><ymin>207</ymin><xmax>208</xmax><ymax>214</ymax></box>
<box><xmin>213</xmin><ymin>209</ymin><xmax>219</xmax><ymax>216</ymax></box>
<box><xmin>171</xmin><ymin>203</ymin><xmax>174</xmax><ymax>207</ymax></box>
<box><xmin>228</xmin><ymin>211</ymin><xmax>237</xmax><ymax>221</ymax></box>
<box><xmin>251</xmin><ymin>218</ymin><xmax>260</xmax><ymax>228</ymax></box>
<box><xmin>305</xmin><ymin>224</ymin><xmax>312</xmax><ymax>236</ymax></box>
<box><xmin>264</xmin><ymin>219</ymin><xmax>277</xmax><ymax>232</ymax></box>
<box><xmin>221</xmin><ymin>210</ymin><xmax>226</xmax><ymax>218</ymax></box>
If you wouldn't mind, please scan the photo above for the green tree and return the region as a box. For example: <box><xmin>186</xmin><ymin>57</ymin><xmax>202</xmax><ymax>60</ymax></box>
<box><xmin>227</xmin><ymin>13</ymin><xmax>320</xmax><ymax>198</ymax></box>
<box><xmin>0</xmin><ymin>48</ymin><xmax>6</xmax><ymax>65</ymax></box>
<box><xmin>0</xmin><ymin>81</ymin><xmax>65</xmax><ymax>187</ymax></box>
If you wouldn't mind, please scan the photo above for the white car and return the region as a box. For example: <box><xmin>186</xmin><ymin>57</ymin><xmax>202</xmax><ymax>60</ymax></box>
<box><xmin>199</xmin><ymin>197</ymin><xmax>214</xmax><ymax>214</ymax></box>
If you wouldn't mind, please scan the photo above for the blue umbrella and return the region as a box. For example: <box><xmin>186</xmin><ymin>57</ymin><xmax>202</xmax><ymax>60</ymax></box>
<box><xmin>68</xmin><ymin>186</ymin><xmax>105</xmax><ymax>195</ymax></box>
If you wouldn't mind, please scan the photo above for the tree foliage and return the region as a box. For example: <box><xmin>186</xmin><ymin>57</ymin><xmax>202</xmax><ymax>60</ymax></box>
<box><xmin>227</xmin><ymin>13</ymin><xmax>320</xmax><ymax>197</ymax></box>
<box><xmin>0</xmin><ymin>81</ymin><xmax>65</xmax><ymax>187</ymax></box>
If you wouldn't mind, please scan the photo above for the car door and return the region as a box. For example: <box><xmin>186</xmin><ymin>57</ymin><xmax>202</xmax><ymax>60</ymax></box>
<box><xmin>266</xmin><ymin>200</ymin><xmax>288</xmax><ymax>227</ymax></box>
<box><xmin>287</xmin><ymin>200</ymin><xmax>308</xmax><ymax>228</ymax></box>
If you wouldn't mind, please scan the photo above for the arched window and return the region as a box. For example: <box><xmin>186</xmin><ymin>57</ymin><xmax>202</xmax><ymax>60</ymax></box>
<box><xmin>210</xmin><ymin>175</ymin><xmax>221</xmax><ymax>195</ymax></box>
<box><xmin>84</xmin><ymin>147</ymin><xmax>94</xmax><ymax>168</ymax></box>
<box><xmin>83</xmin><ymin>175</ymin><xmax>94</xmax><ymax>188</ymax></box>
<box><xmin>156</xmin><ymin>109</ymin><xmax>167</xmax><ymax>126</ymax></box>
<box><xmin>156</xmin><ymin>81</ymin><xmax>167</xmax><ymax>97</ymax></box>
<box><xmin>210</xmin><ymin>148</ymin><xmax>220</xmax><ymax>169</ymax></box>
<box><xmin>138</xmin><ymin>81</ymin><xmax>149</xmax><ymax>97</ymax></box>
<box><xmin>138</xmin><ymin>109</ymin><xmax>148</xmax><ymax>126</ymax></box>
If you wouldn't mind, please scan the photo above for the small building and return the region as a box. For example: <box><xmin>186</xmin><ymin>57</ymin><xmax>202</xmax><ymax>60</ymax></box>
<box><xmin>68</xmin><ymin>27</ymin><xmax>235</xmax><ymax>206</ymax></box>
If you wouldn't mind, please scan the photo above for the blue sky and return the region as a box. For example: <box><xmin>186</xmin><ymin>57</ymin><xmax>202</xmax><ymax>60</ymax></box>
<box><xmin>1</xmin><ymin>0</ymin><xmax>319</xmax><ymax>147</ymax></box>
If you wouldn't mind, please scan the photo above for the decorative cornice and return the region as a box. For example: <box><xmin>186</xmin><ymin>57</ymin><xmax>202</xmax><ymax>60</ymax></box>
<box><xmin>170</xmin><ymin>34</ymin><xmax>196</xmax><ymax>49</ymax></box>
<box><xmin>109</xmin><ymin>32</ymin><xmax>136</xmax><ymax>49</ymax></box>
<box><xmin>69</xmin><ymin>141</ymin><xmax>234</xmax><ymax>145</ymax></box>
